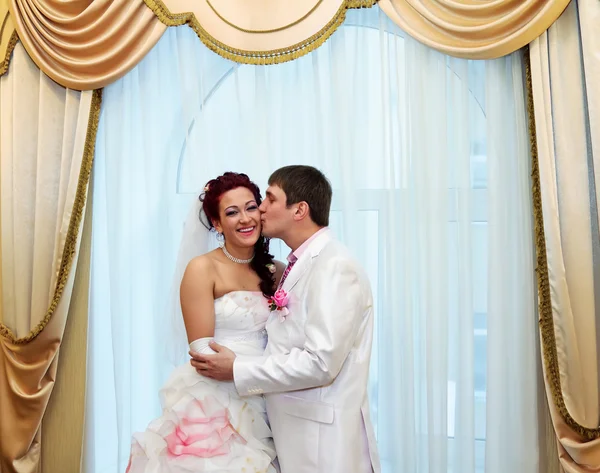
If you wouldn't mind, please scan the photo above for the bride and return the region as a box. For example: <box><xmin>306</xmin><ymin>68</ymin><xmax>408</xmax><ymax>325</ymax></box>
<box><xmin>126</xmin><ymin>172</ymin><xmax>284</xmax><ymax>472</ymax></box>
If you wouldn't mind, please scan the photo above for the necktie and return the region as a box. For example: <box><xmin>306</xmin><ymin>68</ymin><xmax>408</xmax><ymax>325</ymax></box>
<box><xmin>278</xmin><ymin>260</ymin><xmax>296</xmax><ymax>289</ymax></box>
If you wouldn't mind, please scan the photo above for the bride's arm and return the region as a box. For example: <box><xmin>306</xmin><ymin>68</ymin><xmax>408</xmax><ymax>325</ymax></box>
<box><xmin>181</xmin><ymin>256</ymin><xmax>216</xmax><ymax>347</ymax></box>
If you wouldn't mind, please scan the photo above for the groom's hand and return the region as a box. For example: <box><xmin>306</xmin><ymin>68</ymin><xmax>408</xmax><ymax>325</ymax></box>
<box><xmin>189</xmin><ymin>342</ymin><xmax>236</xmax><ymax>381</ymax></box>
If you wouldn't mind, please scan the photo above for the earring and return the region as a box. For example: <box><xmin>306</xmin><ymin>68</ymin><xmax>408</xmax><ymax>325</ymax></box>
<box><xmin>216</xmin><ymin>232</ymin><xmax>224</xmax><ymax>247</ymax></box>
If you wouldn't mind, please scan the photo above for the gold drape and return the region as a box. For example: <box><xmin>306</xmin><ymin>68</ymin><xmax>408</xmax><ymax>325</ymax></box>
<box><xmin>525</xmin><ymin>0</ymin><xmax>600</xmax><ymax>465</ymax></box>
<box><xmin>41</xmin><ymin>196</ymin><xmax>92</xmax><ymax>473</ymax></box>
<box><xmin>0</xmin><ymin>63</ymin><xmax>101</xmax><ymax>472</ymax></box>
<box><xmin>379</xmin><ymin>0</ymin><xmax>571</xmax><ymax>59</ymax></box>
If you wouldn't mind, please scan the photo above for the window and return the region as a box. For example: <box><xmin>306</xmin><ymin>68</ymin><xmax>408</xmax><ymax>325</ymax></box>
<box><xmin>174</xmin><ymin>21</ymin><xmax>490</xmax><ymax>472</ymax></box>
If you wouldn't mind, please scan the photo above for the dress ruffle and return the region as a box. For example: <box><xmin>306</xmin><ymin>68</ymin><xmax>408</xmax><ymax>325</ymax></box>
<box><xmin>126</xmin><ymin>364</ymin><xmax>276</xmax><ymax>473</ymax></box>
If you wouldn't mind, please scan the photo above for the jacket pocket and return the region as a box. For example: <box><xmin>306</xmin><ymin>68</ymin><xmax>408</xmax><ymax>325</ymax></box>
<box><xmin>281</xmin><ymin>394</ymin><xmax>334</xmax><ymax>424</ymax></box>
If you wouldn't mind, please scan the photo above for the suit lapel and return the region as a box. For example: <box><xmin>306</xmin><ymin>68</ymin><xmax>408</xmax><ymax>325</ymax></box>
<box><xmin>281</xmin><ymin>253</ymin><xmax>311</xmax><ymax>293</ymax></box>
<box><xmin>281</xmin><ymin>229</ymin><xmax>333</xmax><ymax>294</ymax></box>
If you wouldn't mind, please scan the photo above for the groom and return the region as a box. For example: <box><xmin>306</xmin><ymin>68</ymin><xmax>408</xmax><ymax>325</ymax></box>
<box><xmin>190</xmin><ymin>165</ymin><xmax>380</xmax><ymax>473</ymax></box>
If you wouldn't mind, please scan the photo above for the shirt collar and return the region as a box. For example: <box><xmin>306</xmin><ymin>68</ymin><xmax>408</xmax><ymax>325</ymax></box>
<box><xmin>287</xmin><ymin>227</ymin><xmax>329</xmax><ymax>264</ymax></box>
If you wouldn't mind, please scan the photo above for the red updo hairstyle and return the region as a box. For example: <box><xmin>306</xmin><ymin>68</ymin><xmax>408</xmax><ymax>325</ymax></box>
<box><xmin>200</xmin><ymin>172</ymin><xmax>276</xmax><ymax>296</ymax></box>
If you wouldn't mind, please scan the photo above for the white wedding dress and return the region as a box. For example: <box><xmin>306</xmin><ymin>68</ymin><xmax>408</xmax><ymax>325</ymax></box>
<box><xmin>126</xmin><ymin>291</ymin><xmax>277</xmax><ymax>473</ymax></box>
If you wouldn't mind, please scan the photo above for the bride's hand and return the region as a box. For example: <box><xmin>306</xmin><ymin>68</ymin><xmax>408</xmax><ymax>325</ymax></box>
<box><xmin>190</xmin><ymin>342</ymin><xmax>236</xmax><ymax>381</ymax></box>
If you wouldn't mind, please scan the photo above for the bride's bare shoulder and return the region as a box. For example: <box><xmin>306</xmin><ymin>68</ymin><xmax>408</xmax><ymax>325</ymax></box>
<box><xmin>184</xmin><ymin>250</ymin><xmax>220</xmax><ymax>276</ymax></box>
<box><xmin>274</xmin><ymin>260</ymin><xmax>286</xmax><ymax>272</ymax></box>
<box><xmin>273</xmin><ymin>260</ymin><xmax>287</xmax><ymax>285</ymax></box>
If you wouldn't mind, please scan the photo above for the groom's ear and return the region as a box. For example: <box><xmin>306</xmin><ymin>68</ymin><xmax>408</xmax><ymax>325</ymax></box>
<box><xmin>293</xmin><ymin>201</ymin><xmax>310</xmax><ymax>221</ymax></box>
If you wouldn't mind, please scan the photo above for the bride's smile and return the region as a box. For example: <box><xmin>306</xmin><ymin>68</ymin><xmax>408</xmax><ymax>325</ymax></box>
<box><xmin>237</xmin><ymin>226</ymin><xmax>256</xmax><ymax>237</ymax></box>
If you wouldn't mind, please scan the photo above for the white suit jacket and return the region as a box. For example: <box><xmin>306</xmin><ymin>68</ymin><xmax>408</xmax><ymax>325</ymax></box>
<box><xmin>234</xmin><ymin>230</ymin><xmax>381</xmax><ymax>473</ymax></box>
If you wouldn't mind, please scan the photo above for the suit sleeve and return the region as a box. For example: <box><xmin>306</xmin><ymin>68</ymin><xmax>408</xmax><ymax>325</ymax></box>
<box><xmin>233</xmin><ymin>255</ymin><xmax>368</xmax><ymax>396</ymax></box>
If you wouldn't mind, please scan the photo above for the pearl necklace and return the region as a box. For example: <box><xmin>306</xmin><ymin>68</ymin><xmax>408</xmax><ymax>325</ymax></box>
<box><xmin>221</xmin><ymin>245</ymin><xmax>254</xmax><ymax>264</ymax></box>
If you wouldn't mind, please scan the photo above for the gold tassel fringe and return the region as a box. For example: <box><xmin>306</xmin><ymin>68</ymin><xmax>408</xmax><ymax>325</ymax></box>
<box><xmin>0</xmin><ymin>30</ymin><xmax>18</xmax><ymax>77</ymax></box>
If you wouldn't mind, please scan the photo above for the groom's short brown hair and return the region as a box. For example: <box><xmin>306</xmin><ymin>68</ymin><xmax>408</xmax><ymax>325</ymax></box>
<box><xmin>268</xmin><ymin>165</ymin><xmax>332</xmax><ymax>227</ymax></box>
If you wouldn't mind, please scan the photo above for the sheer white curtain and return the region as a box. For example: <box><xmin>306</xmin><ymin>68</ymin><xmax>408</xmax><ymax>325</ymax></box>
<box><xmin>84</xmin><ymin>8</ymin><xmax>540</xmax><ymax>473</ymax></box>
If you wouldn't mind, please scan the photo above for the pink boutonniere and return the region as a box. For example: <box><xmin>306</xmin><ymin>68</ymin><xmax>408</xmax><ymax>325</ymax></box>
<box><xmin>267</xmin><ymin>289</ymin><xmax>290</xmax><ymax>323</ymax></box>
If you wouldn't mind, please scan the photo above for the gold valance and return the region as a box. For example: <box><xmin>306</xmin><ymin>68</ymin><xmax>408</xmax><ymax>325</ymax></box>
<box><xmin>146</xmin><ymin>0</ymin><xmax>376</xmax><ymax>65</ymax></box>
<box><xmin>4</xmin><ymin>0</ymin><xmax>374</xmax><ymax>90</ymax></box>
<box><xmin>2</xmin><ymin>0</ymin><xmax>572</xmax><ymax>89</ymax></box>
<box><xmin>6</xmin><ymin>0</ymin><xmax>166</xmax><ymax>90</ymax></box>
<box><xmin>379</xmin><ymin>0</ymin><xmax>571</xmax><ymax>60</ymax></box>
